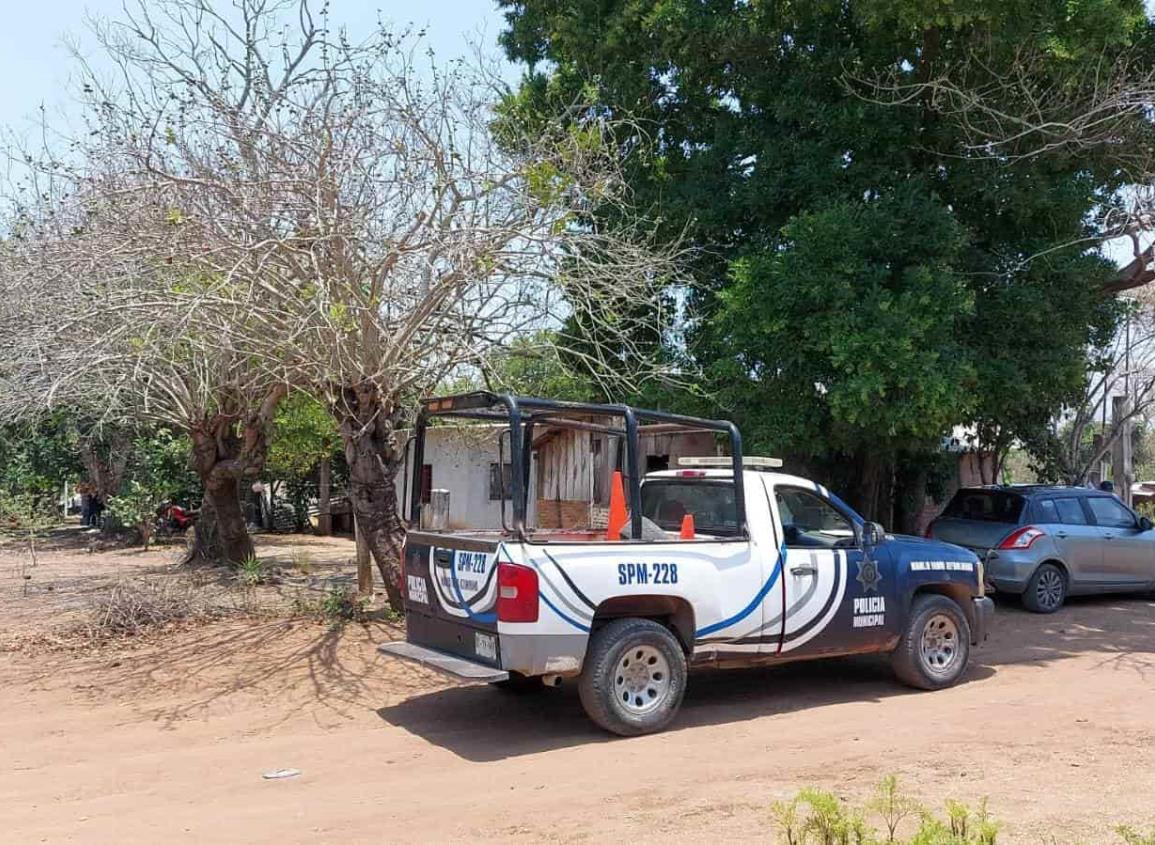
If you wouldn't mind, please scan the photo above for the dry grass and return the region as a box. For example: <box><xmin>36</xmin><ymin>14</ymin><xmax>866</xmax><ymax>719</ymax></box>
<box><xmin>84</xmin><ymin>578</ymin><xmax>222</xmax><ymax>639</ymax></box>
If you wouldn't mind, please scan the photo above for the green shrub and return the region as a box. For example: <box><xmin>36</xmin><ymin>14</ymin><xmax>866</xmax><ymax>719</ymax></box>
<box><xmin>1117</xmin><ymin>827</ymin><xmax>1155</xmax><ymax>845</ymax></box>
<box><xmin>106</xmin><ymin>480</ymin><xmax>165</xmax><ymax>548</ymax></box>
<box><xmin>236</xmin><ymin>555</ymin><xmax>268</xmax><ymax>587</ymax></box>
<box><xmin>771</xmin><ymin>779</ymin><xmax>1154</xmax><ymax>845</ymax></box>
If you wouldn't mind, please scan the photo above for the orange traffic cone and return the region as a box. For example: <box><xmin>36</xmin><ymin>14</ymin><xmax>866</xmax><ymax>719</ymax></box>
<box><xmin>679</xmin><ymin>513</ymin><xmax>695</xmax><ymax>540</ymax></box>
<box><xmin>606</xmin><ymin>470</ymin><xmax>628</xmax><ymax>540</ymax></box>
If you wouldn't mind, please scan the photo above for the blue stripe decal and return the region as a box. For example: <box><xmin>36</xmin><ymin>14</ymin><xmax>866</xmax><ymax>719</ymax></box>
<box><xmin>523</xmin><ymin>554</ymin><xmax>591</xmax><ymax>632</ymax></box>
<box><xmin>694</xmin><ymin>544</ymin><xmax>786</xmax><ymax>638</ymax></box>
<box><xmin>539</xmin><ymin>590</ymin><xmax>591</xmax><ymax>632</ymax></box>
<box><xmin>449</xmin><ymin>550</ymin><xmax>497</xmax><ymax>624</ymax></box>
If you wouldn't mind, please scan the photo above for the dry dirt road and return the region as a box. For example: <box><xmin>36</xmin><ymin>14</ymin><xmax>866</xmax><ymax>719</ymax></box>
<box><xmin>2</xmin><ymin>540</ymin><xmax>1155</xmax><ymax>844</ymax></box>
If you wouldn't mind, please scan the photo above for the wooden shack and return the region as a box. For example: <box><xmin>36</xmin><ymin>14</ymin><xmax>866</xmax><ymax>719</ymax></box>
<box><xmin>533</xmin><ymin>424</ymin><xmax>719</xmax><ymax>529</ymax></box>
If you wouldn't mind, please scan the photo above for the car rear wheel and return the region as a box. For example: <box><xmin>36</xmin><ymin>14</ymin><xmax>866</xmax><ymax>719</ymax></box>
<box><xmin>1022</xmin><ymin>563</ymin><xmax>1066</xmax><ymax>613</ymax></box>
<box><xmin>578</xmin><ymin>618</ymin><xmax>687</xmax><ymax>736</ymax></box>
<box><xmin>891</xmin><ymin>594</ymin><xmax>972</xmax><ymax>690</ymax></box>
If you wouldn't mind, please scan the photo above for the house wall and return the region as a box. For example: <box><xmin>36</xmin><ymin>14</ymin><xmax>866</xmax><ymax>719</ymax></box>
<box><xmin>396</xmin><ymin>427</ymin><xmax>509</xmax><ymax>531</ymax></box>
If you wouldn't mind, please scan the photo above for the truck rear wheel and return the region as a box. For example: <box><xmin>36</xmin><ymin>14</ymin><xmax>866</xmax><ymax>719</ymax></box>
<box><xmin>578</xmin><ymin>618</ymin><xmax>687</xmax><ymax>737</ymax></box>
<box><xmin>891</xmin><ymin>594</ymin><xmax>971</xmax><ymax>691</ymax></box>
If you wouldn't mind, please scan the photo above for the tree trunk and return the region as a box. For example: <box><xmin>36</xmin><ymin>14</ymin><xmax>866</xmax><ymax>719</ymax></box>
<box><xmin>317</xmin><ymin>457</ymin><xmax>332</xmax><ymax>535</ymax></box>
<box><xmin>892</xmin><ymin>465</ymin><xmax>928</xmax><ymax>536</ymax></box>
<box><xmin>856</xmin><ymin>450</ymin><xmax>895</xmax><ymax>528</ymax></box>
<box><xmin>185</xmin><ymin>386</ymin><xmax>286</xmax><ymax>565</ymax></box>
<box><xmin>192</xmin><ymin>476</ymin><xmax>254</xmax><ymax>563</ymax></box>
<box><xmin>333</xmin><ymin>382</ymin><xmax>406</xmax><ymax>611</ymax></box>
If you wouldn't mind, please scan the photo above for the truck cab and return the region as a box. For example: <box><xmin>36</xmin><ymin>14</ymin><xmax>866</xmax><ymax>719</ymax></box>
<box><xmin>381</xmin><ymin>393</ymin><xmax>993</xmax><ymax>736</ymax></box>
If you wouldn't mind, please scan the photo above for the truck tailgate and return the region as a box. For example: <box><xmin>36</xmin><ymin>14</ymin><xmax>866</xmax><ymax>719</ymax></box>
<box><xmin>398</xmin><ymin>531</ymin><xmax>504</xmax><ymax>672</ymax></box>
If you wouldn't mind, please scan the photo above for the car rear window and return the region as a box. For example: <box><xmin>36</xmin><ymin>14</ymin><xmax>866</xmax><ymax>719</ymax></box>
<box><xmin>942</xmin><ymin>490</ymin><xmax>1025</xmax><ymax>523</ymax></box>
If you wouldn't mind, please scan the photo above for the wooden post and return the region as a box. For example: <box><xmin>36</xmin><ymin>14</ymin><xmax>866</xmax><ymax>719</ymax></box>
<box><xmin>354</xmin><ymin>514</ymin><xmax>373</xmax><ymax>596</ymax></box>
<box><xmin>316</xmin><ymin>457</ymin><xmax>332</xmax><ymax>535</ymax></box>
<box><xmin>1112</xmin><ymin>395</ymin><xmax>1134</xmax><ymax>506</ymax></box>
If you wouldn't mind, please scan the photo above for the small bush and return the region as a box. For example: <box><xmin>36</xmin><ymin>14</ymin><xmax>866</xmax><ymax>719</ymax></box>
<box><xmin>106</xmin><ymin>481</ymin><xmax>165</xmax><ymax>548</ymax></box>
<box><xmin>1117</xmin><ymin>828</ymin><xmax>1155</xmax><ymax>845</ymax></box>
<box><xmin>290</xmin><ymin>548</ymin><xmax>314</xmax><ymax>574</ymax></box>
<box><xmin>319</xmin><ymin>585</ymin><xmax>367</xmax><ymax>622</ymax></box>
<box><xmin>771</xmin><ymin>779</ymin><xmax>996</xmax><ymax>845</ymax></box>
<box><xmin>236</xmin><ymin>555</ymin><xmax>268</xmax><ymax>587</ymax></box>
<box><xmin>291</xmin><ymin>584</ymin><xmax>367</xmax><ymax>624</ymax></box>
<box><xmin>770</xmin><ymin>779</ymin><xmax>1154</xmax><ymax>845</ymax></box>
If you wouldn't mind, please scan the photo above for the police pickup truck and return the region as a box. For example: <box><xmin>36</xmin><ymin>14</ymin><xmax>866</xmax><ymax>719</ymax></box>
<box><xmin>380</xmin><ymin>394</ymin><xmax>993</xmax><ymax>736</ymax></box>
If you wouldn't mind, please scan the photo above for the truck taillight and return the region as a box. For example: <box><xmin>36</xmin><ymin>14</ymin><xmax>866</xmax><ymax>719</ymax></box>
<box><xmin>497</xmin><ymin>562</ymin><xmax>539</xmax><ymax>623</ymax></box>
<box><xmin>998</xmin><ymin>525</ymin><xmax>1045</xmax><ymax>550</ymax></box>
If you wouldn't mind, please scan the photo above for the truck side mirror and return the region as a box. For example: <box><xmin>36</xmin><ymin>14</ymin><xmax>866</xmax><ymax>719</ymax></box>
<box><xmin>1140</xmin><ymin>516</ymin><xmax>1153</xmax><ymax>532</ymax></box>
<box><xmin>862</xmin><ymin>521</ymin><xmax>886</xmax><ymax>547</ymax></box>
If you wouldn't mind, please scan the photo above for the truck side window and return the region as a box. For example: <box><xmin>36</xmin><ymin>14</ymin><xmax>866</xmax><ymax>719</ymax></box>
<box><xmin>775</xmin><ymin>488</ymin><xmax>854</xmax><ymax>549</ymax></box>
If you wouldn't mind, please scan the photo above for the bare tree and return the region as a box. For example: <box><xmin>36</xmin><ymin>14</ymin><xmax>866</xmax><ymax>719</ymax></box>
<box><xmin>1</xmin><ymin>0</ymin><xmax>681</xmax><ymax>599</ymax></box>
<box><xmin>847</xmin><ymin>45</ymin><xmax>1155</xmax><ymax>293</ymax></box>
<box><xmin>1031</xmin><ymin>301</ymin><xmax>1155</xmax><ymax>486</ymax></box>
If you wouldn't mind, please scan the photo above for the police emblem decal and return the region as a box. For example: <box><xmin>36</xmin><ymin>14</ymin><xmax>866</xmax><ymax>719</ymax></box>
<box><xmin>856</xmin><ymin>558</ymin><xmax>882</xmax><ymax>593</ymax></box>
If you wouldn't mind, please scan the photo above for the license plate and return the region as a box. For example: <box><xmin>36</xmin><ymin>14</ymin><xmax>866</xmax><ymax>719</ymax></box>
<box><xmin>474</xmin><ymin>631</ymin><xmax>497</xmax><ymax>661</ymax></box>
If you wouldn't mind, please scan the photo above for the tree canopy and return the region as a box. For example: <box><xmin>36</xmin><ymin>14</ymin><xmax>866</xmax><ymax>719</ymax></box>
<box><xmin>498</xmin><ymin>0</ymin><xmax>1152</xmax><ymax>521</ymax></box>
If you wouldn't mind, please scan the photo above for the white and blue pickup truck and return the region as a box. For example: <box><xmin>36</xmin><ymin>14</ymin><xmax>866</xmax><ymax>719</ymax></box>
<box><xmin>380</xmin><ymin>394</ymin><xmax>993</xmax><ymax>736</ymax></box>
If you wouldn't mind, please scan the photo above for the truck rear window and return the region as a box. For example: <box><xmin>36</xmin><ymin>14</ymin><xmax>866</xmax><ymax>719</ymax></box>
<box><xmin>640</xmin><ymin>481</ymin><xmax>739</xmax><ymax>537</ymax></box>
<box><xmin>942</xmin><ymin>490</ymin><xmax>1025</xmax><ymax>524</ymax></box>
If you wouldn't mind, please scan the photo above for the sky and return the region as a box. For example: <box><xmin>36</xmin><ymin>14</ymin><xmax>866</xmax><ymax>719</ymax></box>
<box><xmin>0</xmin><ymin>0</ymin><xmax>1139</xmax><ymax>267</ymax></box>
<box><xmin>0</xmin><ymin>0</ymin><xmax>513</xmax><ymax>135</ymax></box>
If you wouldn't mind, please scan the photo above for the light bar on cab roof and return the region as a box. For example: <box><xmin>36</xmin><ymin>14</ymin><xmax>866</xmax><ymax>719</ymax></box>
<box><xmin>678</xmin><ymin>456</ymin><xmax>783</xmax><ymax>469</ymax></box>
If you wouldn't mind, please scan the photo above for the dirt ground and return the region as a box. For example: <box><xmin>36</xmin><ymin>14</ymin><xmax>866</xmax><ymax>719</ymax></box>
<box><xmin>2</xmin><ymin>533</ymin><xmax>1155</xmax><ymax>844</ymax></box>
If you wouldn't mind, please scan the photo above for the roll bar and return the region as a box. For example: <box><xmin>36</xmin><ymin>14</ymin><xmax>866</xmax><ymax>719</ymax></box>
<box><xmin>409</xmin><ymin>392</ymin><xmax>746</xmax><ymax>540</ymax></box>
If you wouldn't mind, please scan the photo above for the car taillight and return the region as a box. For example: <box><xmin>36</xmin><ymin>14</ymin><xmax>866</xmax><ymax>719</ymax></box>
<box><xmin>497</xmin><ymin>562</ymin><xmax>539</xmax><ymax>623</ymax></box>
<box><xmin>998</xmin><ymin>525</ymin><xmax>1045</xmax><ymax>550</ymax></box>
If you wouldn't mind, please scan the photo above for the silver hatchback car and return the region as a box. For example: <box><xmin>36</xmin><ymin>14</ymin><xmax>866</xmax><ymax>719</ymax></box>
<box><xmin>928</xmin><ymin>486</ymin><xmax>1155</xmax><ymax>612</ymax></box>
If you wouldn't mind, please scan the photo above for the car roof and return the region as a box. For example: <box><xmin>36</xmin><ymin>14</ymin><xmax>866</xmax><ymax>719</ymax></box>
<box><xmin>956</xmin><ymin>485</ymin><xmax>1093</xmax><ymax>498</ymax></box>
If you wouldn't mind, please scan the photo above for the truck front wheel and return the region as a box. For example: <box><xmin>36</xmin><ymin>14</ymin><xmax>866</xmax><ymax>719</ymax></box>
<box><xmin>578</xmin><ymin>618</ymin><xmax>687</xmax><ymax>736</ymax></box>
<box><xmin>891</xmin><ymin>594</ymin><xmax>971</xmax><ymax>691</ymax></box>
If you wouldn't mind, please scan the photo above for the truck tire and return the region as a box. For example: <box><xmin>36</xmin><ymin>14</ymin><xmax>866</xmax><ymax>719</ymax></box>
<box><xmin>578</xmin><ymin>618</ymin><xmax>687</xmax><ymax>737</ymax></box>
<box><xmin>891</xmin><ymin>594</ymin><xmax>971</xmax><ymax>691</ymax></box>
<box><xmin>1021</xmin><ymin>563</ymin><xmax>1067</xmax><ymax>614</ymax></box>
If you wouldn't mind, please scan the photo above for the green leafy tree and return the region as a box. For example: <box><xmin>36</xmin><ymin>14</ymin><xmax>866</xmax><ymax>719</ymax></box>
<box><xmin>0</xmin><ymin>414</ymin><xmax>84</xmax><ymax>526</ymax></box>
<box><xmin>265</xmin><ymin>393</ymin><xmax>342</xmax><ymax>532</ymax></box>
<box><xmin>498</xmin><ymin>0</ymin><xmax>1149</xmax><ymax>522</ymax></box>
<box><xmin>105</xmin><ymin>428</ymin><xmax>201</xmax><ymax>546</ymax></box>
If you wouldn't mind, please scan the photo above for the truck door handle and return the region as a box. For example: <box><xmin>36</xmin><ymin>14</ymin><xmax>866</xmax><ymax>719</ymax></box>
<box><xmin>791</xmin><ymin>564</ymin><xmax>818</xmax><ymax>576</ymax></box>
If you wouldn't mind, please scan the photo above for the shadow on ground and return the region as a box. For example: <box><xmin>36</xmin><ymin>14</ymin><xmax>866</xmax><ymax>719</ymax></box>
<box><xmin>378</xmin><ymin>593</ymin><xmax>1155</xmax><ymax>762</ymax></box>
